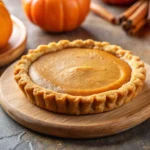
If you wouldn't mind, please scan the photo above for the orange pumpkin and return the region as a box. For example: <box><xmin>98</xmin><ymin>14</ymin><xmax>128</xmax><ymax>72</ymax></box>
<box><xmin>22</xmin><ymin>0</ymin><xmax>91</xmax><ymax>32</ymax></box>
<box><xmin>0</xmin><ymin>0</ymin><xmax>12</xmax><ymax>48</ymax></box>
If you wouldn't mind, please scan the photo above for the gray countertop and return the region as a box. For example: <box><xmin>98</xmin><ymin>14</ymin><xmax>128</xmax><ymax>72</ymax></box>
<box><xmin>0</xmin><ymin>0</ymin><xmax>150</xmax><ymax>149</ymax></box>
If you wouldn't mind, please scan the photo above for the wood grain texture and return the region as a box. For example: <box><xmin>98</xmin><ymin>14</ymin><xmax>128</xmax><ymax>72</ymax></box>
<box><xmin>0</xmin><ymin>63</ymin><xmax>150</xmax><ymax>139</ymax></box>
<box><xmin>0</xmin><ymin>15</ymin><xmax>27</xmax><ymax>67</ymax></box>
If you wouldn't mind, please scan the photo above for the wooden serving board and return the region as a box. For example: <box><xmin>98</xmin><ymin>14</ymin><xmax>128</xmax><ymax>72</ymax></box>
<box><xmin>0</xmin><ymin>15</ymin><xmax>27</xmax><ymax>67</ymax></box>
<box><xmin>0</xmin><ymin>63</ymin><xmax>150</xmax><ymax>138</ymax></box>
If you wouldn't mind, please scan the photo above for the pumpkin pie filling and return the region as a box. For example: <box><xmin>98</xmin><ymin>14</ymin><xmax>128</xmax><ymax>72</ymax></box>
<box><xmin>29</xmin><ymin>48</ymin><xmax>131</xmax><ymax>96</ymax></box>
<box><xmin>14</xmin><ymin>40</ymin><xmax>146</xmax><ymax>115</ymax></box>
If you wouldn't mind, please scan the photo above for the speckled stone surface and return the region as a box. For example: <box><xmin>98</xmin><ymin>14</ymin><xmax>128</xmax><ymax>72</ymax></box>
<box><xmin>0</xmin><ymin>0</ymin><xmax>150</xmax><ymax>149</ymax></box>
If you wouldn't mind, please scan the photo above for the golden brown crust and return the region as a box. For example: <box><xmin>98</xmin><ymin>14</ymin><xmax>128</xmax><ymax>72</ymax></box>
<box><xmin>14</xmin><ymin>40</ymin><xmax>146</xmax><ymax>115</ymax></box>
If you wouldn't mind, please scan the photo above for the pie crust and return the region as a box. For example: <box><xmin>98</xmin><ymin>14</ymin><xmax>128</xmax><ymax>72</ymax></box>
<box><xmin>14</xmin><ymin>40</ymin><xmax>146</xmax><ymax>115</ymax></box>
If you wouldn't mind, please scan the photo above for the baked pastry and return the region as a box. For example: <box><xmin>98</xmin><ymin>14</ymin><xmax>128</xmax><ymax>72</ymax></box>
<box><xmin>14</xmin><ymin>40</ymin><xmax>146</xmax><ymax>115</ymax></box>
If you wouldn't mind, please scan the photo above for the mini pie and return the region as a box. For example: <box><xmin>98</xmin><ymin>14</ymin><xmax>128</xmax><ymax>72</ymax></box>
<box><xmin>14</xmin><ymin>40</ymin><xmax>146</xmax><ymax>115</ymax></box>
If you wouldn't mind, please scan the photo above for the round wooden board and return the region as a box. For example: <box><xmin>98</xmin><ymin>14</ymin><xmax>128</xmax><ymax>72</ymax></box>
<box><xmin>0</xmin><ymin>63</ymin><xmax>150</xmax><ymax>139</ymax></box>
<box><xmin>0</xmin><ymin>15</ymin><xmax>27</xmax><ymax>67</ymax></box>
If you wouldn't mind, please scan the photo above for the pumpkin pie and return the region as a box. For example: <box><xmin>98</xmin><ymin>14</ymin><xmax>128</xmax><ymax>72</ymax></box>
<box><xmin>14</xmin><ymin>40</ymin><xmax>146</xmax><ymax>115</ymax></box>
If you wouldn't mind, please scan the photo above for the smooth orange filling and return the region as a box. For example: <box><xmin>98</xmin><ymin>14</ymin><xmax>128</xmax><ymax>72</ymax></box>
<box><xmin>29</xmin><ymin>48</ymin><xmax>131</xmax><ymax>96</ymax></box>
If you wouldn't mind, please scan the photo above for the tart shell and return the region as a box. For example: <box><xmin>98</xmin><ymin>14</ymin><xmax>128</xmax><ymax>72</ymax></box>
<box><xmin>14</xmin><ymin>40</ymin><xmax>146</xmax><ymax>115</ymax></box>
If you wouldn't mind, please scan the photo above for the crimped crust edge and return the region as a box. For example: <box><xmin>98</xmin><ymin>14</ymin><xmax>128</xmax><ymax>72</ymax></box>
<box><xmin>14</xmin><ymin>40</ymin><xmax>146</xmax><ymax>115</ymax></box>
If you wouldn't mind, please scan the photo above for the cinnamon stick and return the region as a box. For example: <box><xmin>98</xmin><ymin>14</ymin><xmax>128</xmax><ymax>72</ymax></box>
<box><xmin>121</xmin><ymin>21</ymin><xmax>134</xmax><ymax>31</ymax></box>
<box><xmin>147</xmin><ymin>1</ymin><xmax>150</xmax><ymax>22</ymax></box>
<box><xmin>90</xmin><ymin>2</ymin><xmax>116</xmax><ymax>24</ymax></box>
<box><xmin>127</xmin><ymin>1</ymin><xmax>148</xmax><ymax>26</ymax></box>
<box><xmin>128</xmin><ymin>19</ymin><xmax>147</xmax><ymax>35</ymax></box>
<box><xmin>118</xmin><ymin>0</ymin><xmax>143</xmax><ymax>24</ymax></box>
